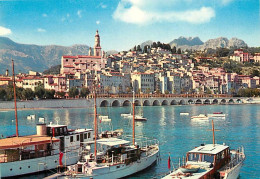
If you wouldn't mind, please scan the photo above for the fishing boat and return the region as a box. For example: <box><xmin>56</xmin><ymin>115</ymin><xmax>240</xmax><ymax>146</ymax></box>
<box><xmin>191</xmin><ymin>114</ymin><xmax>208</xmax><ymax>120</ymax></box>
<box><xmin>134</xmin><ymin>115</ymin><xmax>147</xmax><ymax>121</ymax></box>
<box><xmin>208</xmin><ymin>112</ymin><xmax>226</xmax><ymax>118</ymax></box>
<box><xmin>0</xmin><ymin>61</ymin><xmax>94</xmax><ymax>178</ymax></box>
<box><xmin>163</xmin><ymin>120</ymin><xmax>245</xmax><ymax>179</ymax></box>
<box><xmin>63</xmin><ymin>91</ymin><xmax>159</xmax><ymax>179</ymax></box>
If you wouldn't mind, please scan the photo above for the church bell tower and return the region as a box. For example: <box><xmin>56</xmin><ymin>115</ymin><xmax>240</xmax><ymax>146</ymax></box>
<box><xmin>94</xmin><ymin>30</ymin><xmax>102</xmax><ymax>56</ymax></box>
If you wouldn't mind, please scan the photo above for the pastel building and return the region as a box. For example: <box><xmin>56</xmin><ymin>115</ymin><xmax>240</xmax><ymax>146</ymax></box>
<box><xmin>131</xmin><ymin>73</ymin><xmax>155</xmax><ymax>93</ymax></box>
<box><xmin>60</xmin><ymin>30</ymin><xmax>107</xmax><ymax>75</ymax></box>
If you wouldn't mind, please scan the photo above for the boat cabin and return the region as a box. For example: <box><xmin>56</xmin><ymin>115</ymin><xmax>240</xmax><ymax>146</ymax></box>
<box><xmin>186</xmin><ymin>144</ymin><xmax>231</xmax><ymax>178</ymax></box>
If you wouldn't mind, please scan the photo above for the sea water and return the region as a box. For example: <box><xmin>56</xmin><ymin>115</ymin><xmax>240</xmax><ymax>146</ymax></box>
<box><xmin>0</xmin><ymin>104</ymin><xmax>259</xmax><ymax>178</ymax></box>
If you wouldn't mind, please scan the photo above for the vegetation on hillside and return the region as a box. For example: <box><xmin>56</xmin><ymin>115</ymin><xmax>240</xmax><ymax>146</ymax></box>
<box><xmin>43</xmin><ymin>65</ymin><xmax>61</xmax><ymax>75</ymax></box>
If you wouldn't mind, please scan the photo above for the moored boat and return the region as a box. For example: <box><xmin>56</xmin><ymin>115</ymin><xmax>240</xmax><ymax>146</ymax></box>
<box><xmin>180</xmin><ymin>113</ymin><xmax>189</xmax><ymax>116</ymax></box>
<box><xmin>208</xmin><ymin>112</ymin><xmax>226</xmax><ymax>118</ymax></box>
<box><xmin>191</xmin><ymin>114</ymin><xmax>208</xmax><ymax>120</ymax></box>
<box><xmin>162</xmin><ymin>120</ymin><xmax>245</xmax><ymax>179</ymax></box>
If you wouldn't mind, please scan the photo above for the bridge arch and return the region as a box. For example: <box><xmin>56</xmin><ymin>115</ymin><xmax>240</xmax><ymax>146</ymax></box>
<box><xmin>195</xmin><ymin>99</ymin><xmax>202</xmax><ymax>104</ymax></box>
<box><xmin>112</xmin><ymin>100</ymin><xmax>120</xmax><ymax>107</ymax></box>
<box><xmin>122</xmin><ymin>100</ymin><xmax>131</xmax><ymax>107</ymax></box>
<box><xmin>236</xmin><ymin>99</ymin><xmax>242</xmax><ymax>103</ymax></box>
<box><xmin>162</xmin><ymin>100</ymin><xmax>169</xmax><ymax>106</ymax></box>
<box><xmin>188</xmin><ymin>99</ymin><xmax>194</xmax><ymax>104</ymax></box>
<box><xmin>170</xmin><ymin>100</ymin><xmax>178</xmax><ymax>105</ymax></box>
<box><xmin>134</xmin><ymin>100</ymin><xmax>141</xmax><ymax>106</ymax></box>
<box><xmin>100</xmin><ymin>100</ymin><xmax>109</xmax><ymax>107</ymax></box>
<box><xmin>228</xmin><ymin>99</ymin><xmax>234</xmax><ymax>103</ymax></box>
<box><xmin>204</xmin><ymin>99</ymin><xmax>210</xmax><ymax>104</ymax></box>
<box><xmin>212</xmin><ymin>99</ymin><xmax>218</xmax><ymax>104</ymax></box>
<box><xmin>153</xmin><ymin>100</ymin><xmax>160</xmax><ymax>106</ymax></box>
<box><xmin>179</xmin><ymin>100</ymin><xmax>185</xmax><ymax>105</ymax></box>
<box><xmin>143</xmin><ymin>100</ymin><xmax>150</xmax><ymax>106</ymax></box>
<box><xmin>220</xmin><ymin>99</ymin><xmax>226</xmax><ymax>104</ymax></box>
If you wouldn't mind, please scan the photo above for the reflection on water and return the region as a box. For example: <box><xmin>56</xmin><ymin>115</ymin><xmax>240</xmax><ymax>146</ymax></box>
<box><xmin>0</xmin><ymin>104</ymin><xmax>259</xmax><ymax>178</ymax></box>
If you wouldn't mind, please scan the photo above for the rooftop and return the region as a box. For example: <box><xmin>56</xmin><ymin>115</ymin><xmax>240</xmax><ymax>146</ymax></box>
<box><xmin>188</xmin><ymin>144</ymin><xmax>229</xmax><ymax>155</ymax></box>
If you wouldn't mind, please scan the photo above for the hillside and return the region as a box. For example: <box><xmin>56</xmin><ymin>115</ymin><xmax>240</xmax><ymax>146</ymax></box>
<box><xmin>0</xmin><ymin>37</ymin><xmax>90</xmax><ymax>73</ymax></box>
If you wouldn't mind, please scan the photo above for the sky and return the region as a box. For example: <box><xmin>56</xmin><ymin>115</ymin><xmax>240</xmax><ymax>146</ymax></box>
<box><xmin>0</xmin><ymin>0</ymin><xmax>259</xmax><ymax>51</ymax></box>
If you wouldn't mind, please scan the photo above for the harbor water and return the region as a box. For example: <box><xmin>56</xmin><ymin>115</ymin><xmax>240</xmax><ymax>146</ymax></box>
<box><xmin>0</xmin><ymin>104</ymin><xmax>259</xmax><ymax>178</ymax></box>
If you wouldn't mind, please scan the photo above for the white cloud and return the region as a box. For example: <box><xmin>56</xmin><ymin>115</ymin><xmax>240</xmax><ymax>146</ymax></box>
<box><xmin>0</xmin><ymin>26</ymin><xmax>12</xmax><ymax>36</ymax></box>
<box><xmin>96</xmin><ymin>20</ymin><xmax>100</xmax><ymax>25</ymax></box>
<box><xmin>113</xmin><ymin>0</ymin><xmax>215</xmax><ymax>24</ymax></box>
<box><xmin>77</xmin><ymin>10</ymin><xmax>82</xmax><ymax>18</ymax></box>
<box><xmin>37</xmin><ymin>28</ymin><xmax>46</xmax><ymax>32</ymax></box>
<box><xmin>42</xmin><ymin>13</ymin><xmax>48</xmax><ymax>17</ymax></box>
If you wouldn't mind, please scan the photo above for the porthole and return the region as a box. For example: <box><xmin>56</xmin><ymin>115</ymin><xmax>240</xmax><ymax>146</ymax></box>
<box><xmin>28</xmin><ymin>166</ymin><xmax>30</xmax><ymax>168</ymax></box>
<box><xmin>10</xmin><ymin>168</ymin><xmax>12</xmax><ymax>171</ymax></box>
<box><xmin>20</xmin><ymin>167</ymin><xmax>22</xmax><ymax>170</ymax></box>
<box><xmin>55</xmin><ymin>160</ymin><xmax>57</xmax><ymax>163</ymax></box>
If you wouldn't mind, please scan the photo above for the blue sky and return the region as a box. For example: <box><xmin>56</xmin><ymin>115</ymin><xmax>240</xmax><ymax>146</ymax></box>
<box><xmin>0</xmin><ymin>0</ymin><xmax>259</xmax><ymax>51</ymax></box>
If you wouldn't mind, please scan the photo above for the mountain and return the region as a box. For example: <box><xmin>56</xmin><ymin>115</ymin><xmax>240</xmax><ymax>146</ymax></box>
<box><xmin>169</xmin><ymin>36</ymin><xmax>203</xmax><ymax>47</ymax></box>
<box><xmin>169</xmin><ymin>37</ymin><xmax>247</xmax><ymax>50</ymax></box>
<box><xmin>0</xmin><ymin>37</ymin><xmax>90</xmax><ymax>74</ymax></box>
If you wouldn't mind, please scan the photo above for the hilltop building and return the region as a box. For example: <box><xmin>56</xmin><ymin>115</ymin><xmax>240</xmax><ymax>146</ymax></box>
<box><xmin>60</xmin><ymin>30</ymin><xmax>107</xmax><ymax>75</ymax></box>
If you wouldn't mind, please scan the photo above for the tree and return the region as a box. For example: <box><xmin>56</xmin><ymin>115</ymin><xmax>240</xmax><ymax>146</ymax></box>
<box><xmin>104</xmin><ymin>86</ymin><xmax>111</xmax><ymax>94</ymax></box>
<box><xmin>69</xmin><ymin>87</ymin><xmax>79</xmax><ymax>98</ymax></box>
<box><xmin>143</xmin><ymin>45</ymin><xmax>148</xmax><ymax>53</ymax></box>
<box><xmin>133</xmin><ymin>46</ymin><xmax>137</xmax><ymax>51</ymax></box>
<box><xmin>35</xmin><ymin>86</ymin><xmax>45</xmax><ymax>99</ymax></box>
<box><xmin>177</xmin><ymin>48</ymin><xmax>182</xmax><ymax>54</ymax></box>
<box><xmin>80</xmin><ymin>87</ymin><xmax>90</xmax><ymax>98</ymax></box>
<box><xmin>172</xmin><ymin>46</ymin><xmax>177</xmax><ymax>54</ymax></box>
<box><xmin>165</xmin><ymin>90</ymin><xmax>169</xmax><ymax>94</ymax></box>
<box><xmin>44</xmin><ymin>89</ymin><xmax>55</xmax><ymax>99</ymax></box>
<box><xmin>56</xmin><ymin>91</ymin><xmax>65</xmax><ymax>98</ymax></box>
<box><xmin>0</xmin><ymin>88</ymin><xmax>7</xmax><ymax>100</ymax></box>
<box><xmin>145</xmin><ymin>88</ymin><xmax>151</xmax><ymax>94</ymax></box>
<box><xmin>137</xmin><ymin>45</ymin><xmax>142</xmax><ymax>52</ymax></box>
<box><xmin>251</xmin><ymin>69</ymin><xmax>259</xmax><ymax>77</ymax></box>
<box><xmin>152</xmin><ymin>42</ymin><xmax>157</xmax><ymax>48</ymax></box>
<box><xmin>22</xmin><ymin>88</ymin><xmax>34</xmax><ymax>100</ymax></box>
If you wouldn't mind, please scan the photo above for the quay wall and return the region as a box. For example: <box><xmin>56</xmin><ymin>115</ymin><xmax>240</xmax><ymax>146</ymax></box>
<box><xmin>0</xmin><ymin>97</ymin><xmax>259</xmax><ymax>110</ymax></box>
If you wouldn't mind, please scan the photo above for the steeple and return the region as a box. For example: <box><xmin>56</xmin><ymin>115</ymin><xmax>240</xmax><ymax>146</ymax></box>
<box><xmin>94</xmin><ymin>30</ymin><xmax>101</xmax><ymax>56</ymax></box>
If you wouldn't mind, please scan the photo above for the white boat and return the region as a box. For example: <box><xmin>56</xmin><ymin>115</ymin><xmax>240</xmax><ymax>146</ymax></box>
<box><xmin>121</xmin><ymin>113</ymin><xmax>132</xmax><ymax>117</ymax></box>
<box><xmin>64</xmin><ymin>137</ymin><xmax>159</xmax><ymax>179</ymax></box>
<box><xmin>98</xmin><ymin>115</ymin><xmax>111</xmax><ymax>122</ymax></box>
<box><xmin>163</xmin><ymin>121</ymin><xmax>245</xmax><ymax>179</ymax></box>
<box><xmin>180</xmin><ymin>112</ymin><xmax>189</xmax><ymax>116</ymax></box>
<box><xmin>135</xmin><ymin>115</ymin><xmax>147</xmax><ymax>121</ymax></box>
<box><xmin>99</xmin><ymin>129</ymin><xmax>123</xmax><ymax>138</ymax></box>
<box><xmin>191</xmin><ymin>114</ymin><xmax>208</xmax><ymax>120</ymax></box>
<box><xmin>27</xmin><ymin>114</ymin><xmax>36</xmax><ymax>120</ymax></box>
<box><xmin>0</xmin><ymin>123</ymin><xmax>94</xmax><ymax>178</ymax></box>
<box><xmin>63</xmin><ymin>90</ymin><xmax>159</xmax><ymax>179</ymax></box>
<box><xmin>208</xmin><ymin>112</ymin><xmax>226</xmax><ymax>118</ymax></box>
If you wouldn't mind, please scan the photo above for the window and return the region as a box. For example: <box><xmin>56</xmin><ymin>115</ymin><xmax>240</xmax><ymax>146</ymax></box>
<box><xmin>84</xmin><ymin>133</ymin><xmax>87</xmax><ymax>139</ymax></box>
<box><xmin>88</xmin><ymin>132</ymin><xmax>91</xmax><ymax>138</ymax></box>
<box><xmin>77</xmin><ymin>135</ymin><xmax>79</xmax><ymax>141</ymax></box>
<box><xmin>70</xmin><ymin>136</ymin><xmax>73</xmax><ymax>142</ymax></box>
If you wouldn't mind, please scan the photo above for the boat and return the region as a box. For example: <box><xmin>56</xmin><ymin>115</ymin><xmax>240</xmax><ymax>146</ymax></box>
<box><xmin>0</xmin><ymin>61</ymin><xmax>95</xmax><ymax>178</ymax></box>
<box><xmin>99</xmin><ymin>129</ymin><xmax>123</xmax><ymax>138</ymax></box>
<box><xmin>180</xmin><ymin>113</ymin><xmax>189</xmax><ymax>116</ymax></box>
<box><xmin>98</xmin><ymin>115</ymin><xmax>111</xmax><ymax>122</ymax></box>
<box><xmin>121</xmin><ymin>113</ymin><xmax>132</xmax><ymax>117</ymax></box>
<box><xmin>27</xmin><ymin>114</ymin><xmax>36</xmax><ymax>120</ymax></box>
<box><xmin>191</xmin><ymin>114</ymin><xmax>208</xmax><ymax>120</ymax></box>
<box><xmin>208</xmin><ymin>112</ymin><xmax>226</xmax><ymax>118</ymax></box>
<box><xmin>134</xmin><ymin>115</ymin><xmax>147</xmax><ymax>121</ymax></box>
<box><xmin>63</xmin><ymin>91</ymin><xmax>159</xmax><ymax>179</ymax></box>
<box><xmin>162</xmin><ymin>120</ymin><xmax>245</xmax><ymax>179</ymax></box>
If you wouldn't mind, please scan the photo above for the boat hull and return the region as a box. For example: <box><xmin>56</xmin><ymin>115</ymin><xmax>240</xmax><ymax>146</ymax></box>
<box><xmin>222</xmin><ymin>157</ymin><xmax>244</xmax><ymax>179</ymax></box>
<box><xmin>0</xmin><ymin>150</ymin><xmax>80</xmax><ymax>178</ymax></box>
<box><xmin>66</xmin><ymin>149</ymin><xmax>159</xmax><ymax>179</ymax></box>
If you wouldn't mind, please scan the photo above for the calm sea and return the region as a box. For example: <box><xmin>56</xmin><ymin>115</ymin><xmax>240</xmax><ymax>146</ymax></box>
<box><xmin>0</xmin><ymin>104</ymin><xmax>259</xmax><ymax>178</ymax></box>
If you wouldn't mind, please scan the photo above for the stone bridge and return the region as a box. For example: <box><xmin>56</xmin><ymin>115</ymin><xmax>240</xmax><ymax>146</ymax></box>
<box><xmin>96</xmin><ymin>97</ymin><xmax>245</xmax><ymax>107</ymax></box>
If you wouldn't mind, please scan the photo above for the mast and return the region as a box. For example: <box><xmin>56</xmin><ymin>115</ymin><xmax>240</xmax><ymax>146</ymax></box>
<box><xmin>12</xmin><ymin>60</ymin><xmax>19</xmax><ymax>137</ymax></box>
<box><xmin>132</xmin><ymin>91</ymin><xmax>135</xmax><ymax>145</ymax></box>
<box><xmin>212</xmin><ymin>120</ymin><xmax>215</xmax><ymax>146</ymax></box>
<box><xmin>94</xmin><ymin>79</ymin><xmax>97</xmax><ymax>158</ymax></box>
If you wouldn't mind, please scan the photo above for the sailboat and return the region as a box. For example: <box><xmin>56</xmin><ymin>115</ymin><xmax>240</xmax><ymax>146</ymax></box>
<box><xmin>0</xmin><ymin>61</ymin><xmax>95</xmax><ymax>178</ymax></box>
<box><xmin>63</xmin><ymin>91</ymin><xmax>159</xmax><ymax>178</ymax></box>
<box><xmin>162</xmin><ymin>120</ymin><xmax>245</xmax><ymax>179</ymax></box>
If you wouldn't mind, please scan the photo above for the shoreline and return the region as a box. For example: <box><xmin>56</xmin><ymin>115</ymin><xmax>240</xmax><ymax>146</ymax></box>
<box><xmin>0</xmin><ymin>102</ymin><xmax>259</xmax><ymax>111</ymax></box>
